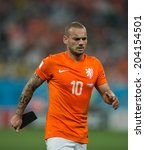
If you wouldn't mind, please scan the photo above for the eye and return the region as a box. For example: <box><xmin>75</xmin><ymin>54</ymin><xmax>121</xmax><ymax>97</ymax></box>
<box><xmin>74</xmin><ymin>38</ymin><xmax>81</xmax><ymax>41</ymax></box>
<box><xmin>73</xmin><ymin>37</ymin><xmax>87</xmax><ymax>41</ymax></box>
<box><xmin>82</xmin><ymin>38</ymin><xmax>87</xmax><ymax>41</ymax></box>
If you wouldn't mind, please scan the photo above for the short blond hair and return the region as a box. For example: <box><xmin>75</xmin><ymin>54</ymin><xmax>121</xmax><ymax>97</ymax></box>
<box><xmin>65</xmin><ymin>21</ymin><xmax>86</xmax><ymax>36</ymax></box>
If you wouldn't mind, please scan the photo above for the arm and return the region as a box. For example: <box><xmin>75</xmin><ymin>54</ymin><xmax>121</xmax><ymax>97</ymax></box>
<box><xmin>96</xmin><ymin>83</ymin><xmax>119</xmax><ymax>110</ymax></box>
<box><xmin>10</xmin><ymin>73</ymin><xmax>44</xmax><ymax>132</ymax></box>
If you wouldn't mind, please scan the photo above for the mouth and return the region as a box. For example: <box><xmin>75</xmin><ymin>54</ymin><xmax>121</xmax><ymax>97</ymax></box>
<box><xmin>77</xmin><ymin>47</ymin><xmax>84</xmax><ymax>51</ymax></box>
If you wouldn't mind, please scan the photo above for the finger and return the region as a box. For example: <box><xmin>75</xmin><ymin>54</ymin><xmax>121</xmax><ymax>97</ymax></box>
<box><xmin>105</xmin><ymin>93</ymin><xmax>117</xmax><ymax>104</ymax></box>
<box><xmin>112</xmin><ymin>103</ymin><xmax>117</xmax><ymax>110</ymax></box>
<box><xmin>112</xmin><ymin>100</ymin><xmax>117</xmax><ymax>105</ymax></box>
<box><xmin>11</xmin><ymin>123</ymin><xmax>20</xmax><ymax>131</ymax></box>
<box><xmin>114</xmin><ymin>105</ymin><xmax>119</xmax><ymax>110</ymax></box>
<box><xmin>105</xmin><ymin>92</ymin><xmax>113</xmax><ymax>99</ymax></box>
<box><xmin>12</xmin><ymin>125</ymin><xmax>18</xmax><ymax>131</ymax></box>
<box><xmin>11</xmin><ymin>123</ymin><xmax>16</xmax><ymax>129</ymax></box>
<box><xmin>16</xmin><ymin>126</ymin><xmax>20</xmax><ymax>132</ymax></box>
<box><xmin>112</xmin><ymin>101</ymin><xmax>119</xmax><ymax>110</ymax></box>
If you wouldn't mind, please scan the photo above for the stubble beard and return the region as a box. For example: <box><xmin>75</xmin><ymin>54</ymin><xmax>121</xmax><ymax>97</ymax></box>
<box><xmin>69</xmin><ymin>46</ymin><xmax>86</xmax><ymax>57</ymax></box>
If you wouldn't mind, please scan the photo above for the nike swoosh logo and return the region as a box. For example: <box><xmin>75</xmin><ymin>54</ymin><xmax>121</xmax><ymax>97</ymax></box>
<box><xmin>58</xmin><ymin>70</ymin><xmax>68</xmax><ymax>73</ymax></box>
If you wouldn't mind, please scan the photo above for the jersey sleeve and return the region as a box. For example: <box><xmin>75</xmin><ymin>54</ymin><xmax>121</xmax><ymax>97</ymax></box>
<box><xmin>35</xmin><ymin>56</ymin><xmax>53</xmax><ymax>81</ymax></box>
<box><xmin>94</xmin><ymin>58</ymin><xmax>107</xmax><ymax>87</ymax></box>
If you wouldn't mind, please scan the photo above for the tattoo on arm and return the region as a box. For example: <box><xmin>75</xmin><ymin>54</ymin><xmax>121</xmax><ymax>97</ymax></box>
<box><xmin>16</xmin><ymin>73</ymin><xmax>44</xmax><ymax>115</ymax></box>
<box><xmin>16</xmin><ymin>95</ymin><xmax>32</xmax><ymax>115</ymax></box>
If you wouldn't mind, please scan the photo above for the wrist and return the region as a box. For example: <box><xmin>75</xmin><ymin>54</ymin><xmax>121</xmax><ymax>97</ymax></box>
<box><xmin>102</xmin><ymin>89</ymin><xmax>111</xmax><ymax>96</ymax></box>
<box><xmin>15</xmin><ymin>110</ymin><xmax>23</xmax><ymax>116</ymax></box>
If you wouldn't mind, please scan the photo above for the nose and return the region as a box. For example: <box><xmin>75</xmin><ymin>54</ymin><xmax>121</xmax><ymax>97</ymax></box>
<box><xmin>78</xmin><ymin>39</ymin><xmax>85</xmax><ymax>45</ymax></box>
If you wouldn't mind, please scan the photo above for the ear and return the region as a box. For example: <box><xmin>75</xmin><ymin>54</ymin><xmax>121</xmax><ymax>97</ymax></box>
<box><xmin>63</xmin><ymin>35</ymin><xmax>68</xmax><ymax>45</ymax></box>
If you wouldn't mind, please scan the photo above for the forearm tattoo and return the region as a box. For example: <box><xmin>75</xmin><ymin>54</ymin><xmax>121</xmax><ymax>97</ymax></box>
<box><xmin>16</xmin><ymin>95</ymin><xmax>32</xmax><ymax>115</ymax></box>
<box><xmin>16</xmin><ymin>73</ymin><xmax>44</xmax><ymax>115</ymax></box>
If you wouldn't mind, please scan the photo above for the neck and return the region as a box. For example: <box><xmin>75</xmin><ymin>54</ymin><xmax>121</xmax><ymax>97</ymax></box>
<box><xmin>68</xmin><ymin>51</ymin><xmax>84</xmax><ymax>62</ymax></box>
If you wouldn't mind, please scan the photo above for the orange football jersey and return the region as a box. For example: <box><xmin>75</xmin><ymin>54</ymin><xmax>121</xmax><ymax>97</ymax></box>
<box><xmin>35</xmin><ymin>51</ymin><xmax>107</xmax><ymax>143</ymax></box>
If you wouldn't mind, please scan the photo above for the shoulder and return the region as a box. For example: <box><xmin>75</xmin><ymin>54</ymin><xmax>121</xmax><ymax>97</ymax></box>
<box><xmin>85</xmin><ymin>54</ymin><xmax>102</xmax><ymax>65</ymax></box>
<box><xmin>38</xmin><ymin>52</ymin><xmax>65</xmax><ymax>71</ymax></box>
<box><xmin>43</xmin><ymin>51</ymin><xmax>65</xmax><ymax>63</ymax></box>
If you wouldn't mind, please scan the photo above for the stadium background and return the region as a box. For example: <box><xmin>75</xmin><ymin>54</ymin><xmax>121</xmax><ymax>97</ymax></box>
<box><xmin>0</xmin><ymin>0</ymin><xmax>128</xmax><ymax>149</ymax></box>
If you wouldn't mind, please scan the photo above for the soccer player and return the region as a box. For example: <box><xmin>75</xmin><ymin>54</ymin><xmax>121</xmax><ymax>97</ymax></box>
<box><xmin>10</xmin><ymin>21</ymin><xmax>119</xmax><ymax>150</ymax></box>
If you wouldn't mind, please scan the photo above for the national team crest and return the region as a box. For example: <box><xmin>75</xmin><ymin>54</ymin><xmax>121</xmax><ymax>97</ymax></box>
<box><xmin>85</xmin><ymin>68</ymin><xmax>93</xmax><ymax>79</ymax></box>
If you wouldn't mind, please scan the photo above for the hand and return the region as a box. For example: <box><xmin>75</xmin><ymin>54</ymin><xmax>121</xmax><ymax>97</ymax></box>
<box><xmin>10</xmin><ymin>114</ymin><xmax>22</xmax><ymax>132</ymax></box>
<box><xmin>105</xmin><ymin>92</ymin><xmax>119</xmax><ymax>110</ymax></box>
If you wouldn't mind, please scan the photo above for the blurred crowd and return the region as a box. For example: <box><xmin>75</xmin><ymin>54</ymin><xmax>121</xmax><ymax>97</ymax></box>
<box><xmin>0</xmin><ymin>0</ymin><xmax>128</xmax><ymax>84</ymax></box>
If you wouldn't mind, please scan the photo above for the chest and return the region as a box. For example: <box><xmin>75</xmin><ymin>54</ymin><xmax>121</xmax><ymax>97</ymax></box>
<box><xmin>50</xmin><ymin>62</ymin><xmax>97</xmax><ymax>91</ymax></box>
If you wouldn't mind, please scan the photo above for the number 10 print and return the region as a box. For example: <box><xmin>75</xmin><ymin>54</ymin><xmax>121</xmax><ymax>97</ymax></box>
<box><xmin>70</xmin><ymin>80</ymin><xmax>83</xmax><ymax>96</ymax></box>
